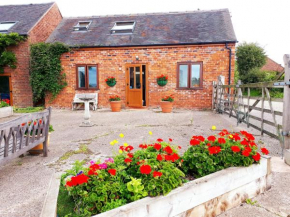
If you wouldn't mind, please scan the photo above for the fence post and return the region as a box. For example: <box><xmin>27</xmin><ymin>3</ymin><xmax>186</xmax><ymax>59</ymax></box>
<box><xmin>283</xmin><ymin>54</ymin><xmax>290</xmax><ymax>165</ymax></box>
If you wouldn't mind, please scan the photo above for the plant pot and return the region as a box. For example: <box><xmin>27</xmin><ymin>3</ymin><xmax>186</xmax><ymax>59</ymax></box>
<box><xmin>110</xmin><ymin>101</ymin><xmax>121</xmax><ymax>112</ymax></box>
<box><xmin>106</xmin><ymin>80</ymin><xmax>117</xmax><ymax>87</ymax></box>
<box><xmin>160</xmin><ymin>101</ymin><xmax>173</xmax><ymax>113</ymax></box>
<box><xmin>28</xmin><ymin>133</ymin><xmax>51</xmax><ymax>155</ymax></box>
<box><xmin>157</xmin><ymin>80</ymin><xmax>167</xmax><ymax>86</ymax></box>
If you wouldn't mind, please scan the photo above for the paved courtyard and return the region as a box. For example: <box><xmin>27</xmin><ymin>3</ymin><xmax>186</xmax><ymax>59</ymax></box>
<box><xmin>0</xmin><ymin>108</ymin><xmax>289</xmax><ymax>217</ymax></box>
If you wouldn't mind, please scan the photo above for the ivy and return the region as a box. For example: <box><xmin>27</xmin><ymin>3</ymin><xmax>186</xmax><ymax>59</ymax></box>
<box><xmin>30</xmin><ymin>42</ymin><xmax>70</xmax><ymax>102</ymax></box>
<box><xmin>0</xmin><ymin>33</ymin><xmax>26</xmax><ymax>73</ymax></box>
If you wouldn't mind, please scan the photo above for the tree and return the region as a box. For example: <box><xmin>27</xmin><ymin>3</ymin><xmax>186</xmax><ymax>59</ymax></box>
<box><xmin>236</xmin><ymin>42</ymin><xmax>267</xmax><ymax>83</ymax></box>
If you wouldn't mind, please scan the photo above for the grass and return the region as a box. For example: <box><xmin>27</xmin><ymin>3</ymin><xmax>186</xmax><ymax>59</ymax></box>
<box><xmin>13</xmin><ymin>106</ymin><xmax>44</xmax><ymax>113</ymax></box>
<box><xmin>242</xmin><ymin>88</ymin><xmax>283</xmax><ymax>98</ymax></box>
<box><xmin>57</xmin><ymin>144</ymin><xmax>93</xmax><ymax>163</ymax></box>
<box><xmin>57</xmin><ymin>184</ymin><xmax>77</xmax><ymax>217</ymax></box>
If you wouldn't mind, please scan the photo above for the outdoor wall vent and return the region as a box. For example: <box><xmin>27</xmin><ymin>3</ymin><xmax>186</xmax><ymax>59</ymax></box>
<box><xmin>0</xmin><ymin>21</ymin><xmax>17</xmax><ymax>33</ymax></box>
<box><xmin>111</xmin><ymin>21</ymin><xmax>136</xmax><ymax>34</ymax></box>
<box><xmin>73</xmin><ymin>21</ymin><xmax>92</xmax><ymax>31</ymax></box>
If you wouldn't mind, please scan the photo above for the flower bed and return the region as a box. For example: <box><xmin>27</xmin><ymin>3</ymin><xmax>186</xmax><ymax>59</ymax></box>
<box><xmin>56</xmin><ymin>129</ymin><xmax>270</xmax><ymax>217</ymax></box>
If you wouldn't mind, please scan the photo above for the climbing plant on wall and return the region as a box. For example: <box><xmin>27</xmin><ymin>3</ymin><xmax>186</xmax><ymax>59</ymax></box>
<box><xmin>30</xmin><ymin>42</ymin><xmax>70</xmax><ymax>102</ymax></box>
<box><xmin>0</xmin><ymin>33</ymin><xmax>26</xmax><ymax>73</ymax></box>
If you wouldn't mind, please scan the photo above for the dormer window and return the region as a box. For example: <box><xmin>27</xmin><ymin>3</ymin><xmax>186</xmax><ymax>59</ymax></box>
<box><xmin>73</xmin><ymin>21</ymin><xmax>91</xmax><ymax>31</ymax></box>
<box><xmin>0</xmin><ymin>22</ymin><xmax>16</xmax><ymax>32</ymax></box>
<box><xmin>111</xmin><ymin>21</ymin><xmax>135</xmax><ymax>34</ymax></box>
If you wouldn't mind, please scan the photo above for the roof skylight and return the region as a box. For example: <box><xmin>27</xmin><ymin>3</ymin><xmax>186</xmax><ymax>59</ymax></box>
<box><xmin>0</xmin><ymin>22</ymin><xmax>16</xmax><ymax>32</ymax></box>
<box><xmin>73</xmin><ymin>21</ymin><xmax>92</xmax><ymax>31</ymax></box>
<box><xmin>111</xmin><ymin>21</ymin><xmax>135</xmax><ymax>34</ymax></box>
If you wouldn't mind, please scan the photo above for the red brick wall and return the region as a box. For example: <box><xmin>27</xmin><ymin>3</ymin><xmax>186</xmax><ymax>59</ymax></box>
<box><xmin>46</xmin><ymin>43</ymin><xmax>235</xmax><ymax>109</ymax></box>
<box><xmin>3</xmin><ymin>3</ymin><xmax>62</xmax><ymax>107</ymax></box>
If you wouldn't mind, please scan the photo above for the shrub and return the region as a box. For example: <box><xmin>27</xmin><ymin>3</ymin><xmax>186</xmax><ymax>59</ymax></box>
<box><xmin>182</xmin><ymin>129</ymin><xmax>261</xmax><ymax>178</ymax></box>
<box><xmin>109</xmin><ymin>95</ymin><xmax>121</xmax><ymax>101</ymax></box>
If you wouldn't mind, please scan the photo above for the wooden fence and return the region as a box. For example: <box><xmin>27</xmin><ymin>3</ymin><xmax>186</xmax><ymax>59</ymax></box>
<box><xmin>212</xmin><ymin>54</ymin><xmax>290</xmax><ymax>153</ymax></box>
<box><xmin>0</xmin><ymin>107</ymin><xmax>51</xmax><ymax>165</ymax></box>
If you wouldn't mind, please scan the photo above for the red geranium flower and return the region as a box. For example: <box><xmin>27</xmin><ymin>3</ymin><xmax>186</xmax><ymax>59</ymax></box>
<box><xmin>124</xmin><ymin>158</ymin><xmax>132</xmax><ymax>163</ymax></box>
<box><xmin>140</xmin><ymin>165</ymin><xmax>151</xmax><ymax>174</ymax></box>
<box><xmin>178</xmin><ymin>146</ymin><xmax>181</xmax><ymax>149</ymax></box>
<box><xmin>139</xmin><ymin>144</ymin><xmax>148</xmax><ymax>149</ymax></box>
<box><xmin>125</xmin><ymin>146</ymin><xmax>134</xmax><ymax>152</ymax></box>
<box><xmin>218</xmin><ymin>138</ymin><xmax>226</xmax><ymax>144</ymax></box>
<box><xmin>88</xmin><ymin>169</ymin><xmax>98</xmax><ymax>176</ymax></box>
<box><xmin>171</xmin><ymin>153</ymin><xmax>180</xmax><ymax>162</ymax></box>
<box><xmin>21</xmin><ymin>123</ymin><xmax>26</xmax><ymax>127</ymax></box>
<box><xmin>169</xmin><ymin>138</ymin><xmax>173</xmax><ymax>142</ymax></box>
<box><xmin>231</xmin><ymin>146</ymin><xmax>240</xmax><ymax>153</ymax></box>
<box><xmin>157</xmin><ymin>154</ymin><xmax>163</xmax><ymax>161</ymax></box>
<box><xmin>261</xmin><ymin>148</ymin><xmax>269</xmax><ymax>155</ymax></box>
<box><xmin>165</xmin><ymin>155</ymin><xmax>172</xmax><ymax>161</ymax></box>
<box><xmin>208</xmin><ymin>146</ymin><xmax>221</xmax><ymax>154</ymax></box>
<box><xmin>163</xmin><ymin>146</ymin><xmax>173</xmax><ymax>154</ymax></box>
<box><xmin>206</xmin><ymin>143</ymin><xmax>211</xmax><ymax>147</ymax></box>
<box><xmin>232</xmin><ymin>134</ymin><xmax>241</xmax><ymax>141</ymax></box>
<box><xmin>108</xmin><ymin>169</ymin><xmax>116</xmax><ymax>176</ymax></box>
<box><xmin>207</xmin><ymin>136</ymin><xmax>216</xmax><ymax>142</ymax></box>
<box><xmin>197</xmin><ymin>136</ymin><xmax>205</xmax><ymax>142</ymax></box>
<box><xmin>190</xmin><ymin>139</ymin><xmax>200</xmax><ymax>146</ymax></box>
<box><xmin>252</xmin><ymin>153</ymin><xmax>261</xmax><ymax>161</ymax></box>
<box><xmin>242</xmin><ymin>150</ymin><xmax>250</xmax><ymax>157</ymax></box>
<box><xmin>154</xmin><ymin>143</ymin><xmax>162</xmax><ymax>151</ymax></box>
<box><xmin>244</xmin><ymin>147</ymin><xmax>251</xmax><ymax>153</ymax></box>
<box><xmin>90</xmin><ymin>164</ymin><xmax>100</xmax><ymax>171</ymax></box>
<box><xmin>153</xmin><ymin>171</ymin><xmax>163</xmax><ymax>178</ymax></box>
<box><xmin>240</xmin><ymin>139</ymin><xmax>249</xmax><ymax>146</ymax></box>
<box><xmin>249</xmin><ymin>142</ymin><xmax>257</xmax><ymax>147</ymax></box>
<box><xmin>127</xmin><ymin>153</ymin><xmax>134</xmax><ymax>158</ymax></box>
<box><xmin>157</xmin><ymin>138</ymin><xmax>163</xmax><ymax>142</ymax></box>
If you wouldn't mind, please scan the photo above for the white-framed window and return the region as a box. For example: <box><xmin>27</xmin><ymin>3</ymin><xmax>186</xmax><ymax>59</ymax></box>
<box><xmin>0</xmin><ymin>22</ymin><xmax>16</xmax><ymax>32</ymax></box>
<box><xmin>73</xmin><ymin>21</ymin><xmax>92</xmax><ymax>31</ymax></box>
<box><xmin>111</xmin><ymin>21</ymin><xmax>135</xmax><ymax>34</ymax></box>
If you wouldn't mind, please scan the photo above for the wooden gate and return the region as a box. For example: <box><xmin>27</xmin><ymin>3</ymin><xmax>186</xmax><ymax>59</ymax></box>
<box><xmin>212</xmin><ymin>56</ymin><xmax>290</xmax><ymax>154</ymax></box>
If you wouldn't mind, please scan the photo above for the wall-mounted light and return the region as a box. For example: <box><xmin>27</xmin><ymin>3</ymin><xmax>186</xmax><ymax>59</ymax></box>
<box><xmin>136</xmin><ymin>56</ymin><xmax>139</xmax><ymax>60</ymax></box>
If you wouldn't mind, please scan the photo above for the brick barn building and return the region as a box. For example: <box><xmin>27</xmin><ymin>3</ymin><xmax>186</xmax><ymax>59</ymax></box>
<box><xmin>46</xmin><ymin>9</ymin><xmax>237</xmax><ymax>109</ymax></box>
<box><xmin>0</xmin><ymin>2</ymin><xmax>62</xmax><ymax>107</ymax></box>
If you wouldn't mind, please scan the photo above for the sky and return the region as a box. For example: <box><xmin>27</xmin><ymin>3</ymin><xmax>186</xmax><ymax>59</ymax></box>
<box><xmin>1</xmin><ymin>0</ymin><xmax>289</xmax><ymax>65</ymax></box>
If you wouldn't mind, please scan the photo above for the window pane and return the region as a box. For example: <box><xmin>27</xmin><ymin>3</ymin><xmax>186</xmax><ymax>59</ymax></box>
<box><xmin>78</xmin><ymin>66</ymin><xmax>86</xmax><ymax>88</ymax></box>
<box><xmin>191</xmin><ymin>64</ymin><xmax>201</xmax><ymax>87</ymax></box>
<box><xmin>88</xmin><ymin>66</ymin><xmax>97</xmax><ymax>88</ymax></box>
<box><xmin>135</xmin><ymin>66</ymin><xmax>141</xmax><ymax>89</ymax></box>
<box><xmin>129</xmin><ymin>67</ymin><xmax>134</xmax><ymax>89</ymax></box>
<box><xmin>179</xmin><ymin>65</ymin><xmax>188</xmax><ymax>87</ymax></box>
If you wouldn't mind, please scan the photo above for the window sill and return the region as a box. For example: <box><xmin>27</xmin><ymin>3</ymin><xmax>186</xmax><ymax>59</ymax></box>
<box><xmin>176</xmin><ymin>88</ymin><xmax>203</xmax><ymax>90</ymax></box>
<box><xmin>75</xmin><ymin>88</ymin><xmax>100</xmax><ymax>91</ymax></box>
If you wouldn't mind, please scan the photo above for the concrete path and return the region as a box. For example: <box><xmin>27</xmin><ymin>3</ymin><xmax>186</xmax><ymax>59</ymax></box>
<box><xmin>0</xmin><ymin>109</ymin><xmax>289</xmax><ymax>217</ymax></box>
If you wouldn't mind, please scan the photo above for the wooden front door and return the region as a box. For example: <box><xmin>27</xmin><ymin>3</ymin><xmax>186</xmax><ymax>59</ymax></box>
<box><xmin>126</xmin><ymin>65</ymin><xmax>144</xmax><ymax>107</ymax></box>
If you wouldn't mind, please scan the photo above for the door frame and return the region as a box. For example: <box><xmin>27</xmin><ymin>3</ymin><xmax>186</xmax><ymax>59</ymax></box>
<box><xmin>125</xmin><ymin>64</ymin><xmax>149</xmax><ymax>108</ymax></box>
<box><xmin>0</xmin><ymin>73</ymin><xmax>13</xmax><ymax>105</ymax></box>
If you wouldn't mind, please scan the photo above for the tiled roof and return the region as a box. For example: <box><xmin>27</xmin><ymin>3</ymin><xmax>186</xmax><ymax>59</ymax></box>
<box><xmin>0</xmin><ymin>2</ymin><xmax>55</xmax><ymax>35</ymax></box>
<box><xmin>47</xmin><ymin>9</ymin><xmax>237</xmax><ymax>47</ymax></box>
<box><xmin>261</xmin><ymin>57</ymin><xmax>284</xmax><ymax>72</ymax></box>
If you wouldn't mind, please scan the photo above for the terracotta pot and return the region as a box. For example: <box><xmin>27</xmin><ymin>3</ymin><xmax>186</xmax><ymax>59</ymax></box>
<box><xmin>110</xmin><ymin>101</ymin><xmax>122</xmax><ymax>112</ymax></box>
<box><xmin>160</xmin><ymin>101</ymin><xmax>173</xmax><ymax>113</ymax></box>
<box><xmin>28</xmin><ymin>133</ymin><xmax>50</xmax><ymax>155</ymax></box>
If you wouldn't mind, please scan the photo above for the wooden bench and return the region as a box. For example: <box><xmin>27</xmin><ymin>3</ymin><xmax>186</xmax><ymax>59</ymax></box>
<box><xmin>72</xmin><ymin>93</ymin><xmax>98</xmax><ymax>111</ymax></box>
<box><xmin>0</xmin><ymin>107</ymin><xmax>51</xmax><ymax>166</ymax></box>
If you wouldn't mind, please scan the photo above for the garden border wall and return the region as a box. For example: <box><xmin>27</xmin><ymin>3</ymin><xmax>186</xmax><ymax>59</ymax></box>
<box><xmin>0</xmin><ymin>106</ymin><xmax>13</xmax><ymax>118</ymax></box>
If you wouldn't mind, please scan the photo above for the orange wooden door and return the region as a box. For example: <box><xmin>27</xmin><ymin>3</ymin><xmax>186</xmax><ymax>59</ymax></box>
<box><xmin>126</xmin><ymin>65</ymin><xmax>143</xmax><ymax>107</ymax></box>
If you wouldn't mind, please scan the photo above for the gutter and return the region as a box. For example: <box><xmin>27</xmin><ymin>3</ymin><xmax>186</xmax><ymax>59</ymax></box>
<box><xmin>69</xmin><ymin>41</ymin><xmax>238</xmax><ymax>49</ymax></box>
<box><xmin>225</xmin><ymin>43</ymin><xmax>232</xmax><ymax>85</ymax></box>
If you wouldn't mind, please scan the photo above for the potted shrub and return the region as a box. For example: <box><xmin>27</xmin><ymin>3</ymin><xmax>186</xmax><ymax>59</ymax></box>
<box><xmin>0</xmin><ymin>99</ymin><xmax>13</xmax><ymax>118</ymax></box>
<box><xmin>109</xmin><ymin>95</ymin><xmax>121</xmax><ymax>112</ymax></box>
<box><xmin>27</xmin><ymin>121</ymin><xmax>54</xmax><ymax>155</ymax></box>
<box><xmin>157</xmin><ymin>74</ymin><xmax>168</xmax><ymax>86</ymax></box>
<box><xmin>105</xmin><ymin>76</ymin><xmax>117</xmax><ymax>87</ymax></box>
<box><xmin>160</xmin><ymin>94</ymin><xmax>174</xmax><ymax>113</ymax></box>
